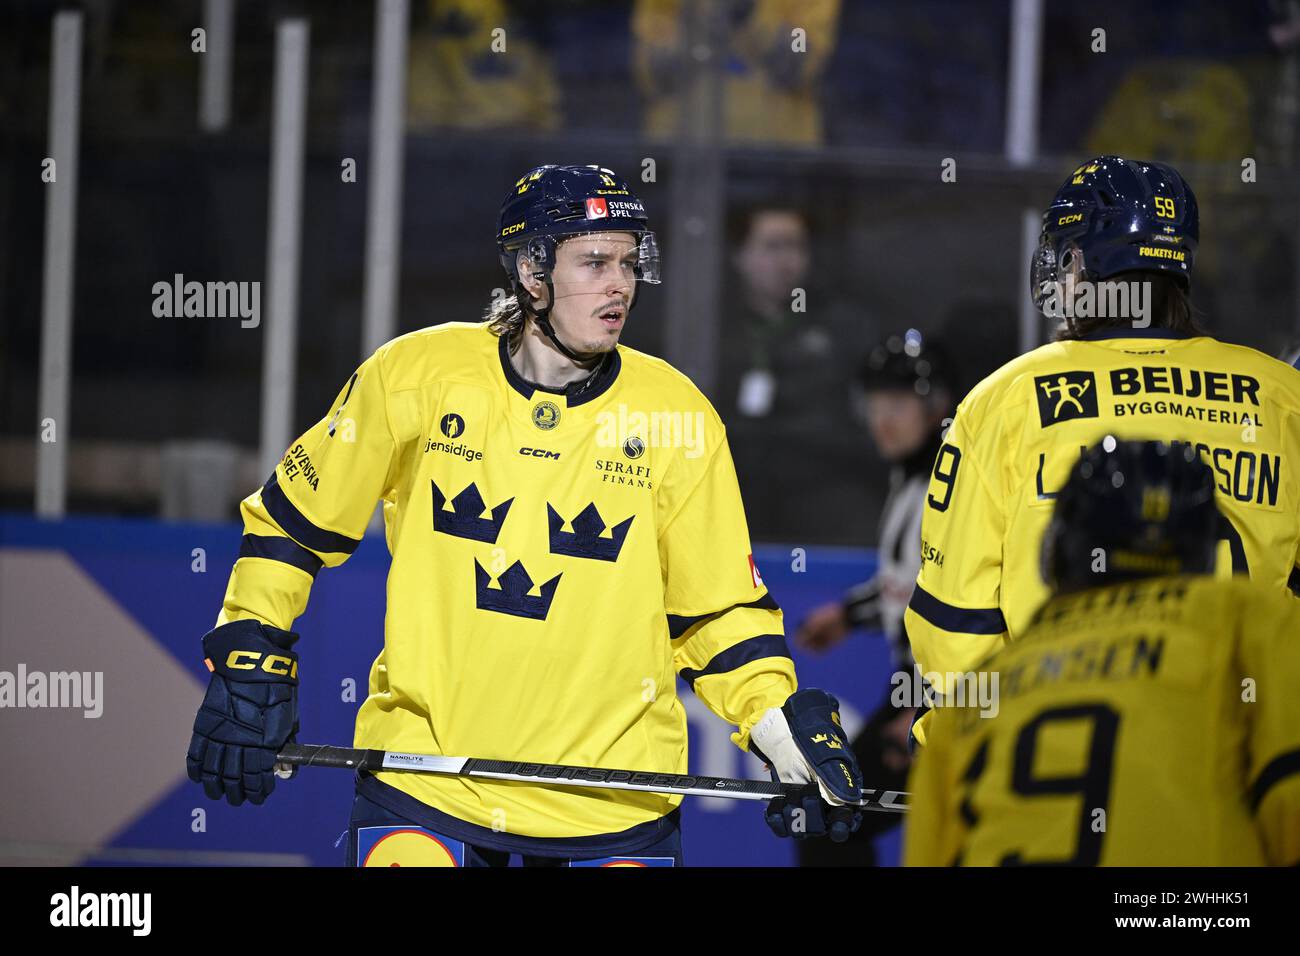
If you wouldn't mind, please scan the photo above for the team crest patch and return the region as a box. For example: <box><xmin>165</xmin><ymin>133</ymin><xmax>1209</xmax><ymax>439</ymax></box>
<box><xmin>532</xmin><ymin>401</ymin><xmax>561</xmax><ymax>430</ymax></box>
<box><xmin>1034</xmin><ymin>371</ymin><xmax>1099</xmax><ymax>427</ymax></box>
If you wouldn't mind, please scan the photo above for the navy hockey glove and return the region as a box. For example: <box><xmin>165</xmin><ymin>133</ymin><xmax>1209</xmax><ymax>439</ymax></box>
<box><xmin>186</xmin><ymin>620</ymin><xmax>300</xmax><ymax>806</ymax></box>
<box><xmin>749</xmin><ymin>688</ymin><xmax>864</xmax><ymax>843</ymax></box>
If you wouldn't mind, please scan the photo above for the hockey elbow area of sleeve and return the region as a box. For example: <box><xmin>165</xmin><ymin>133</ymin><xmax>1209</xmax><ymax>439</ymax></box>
<box><xmin>906</xmin><ymin>583</ymin><xmax>1008</xmax><ymax>639</ymax></box>
<box><xmin>677</xmin><ymin>634</ymin><xmax>795</xmax><ymax>750</ymax></box>
<box><xmin>1250</xmin><ymin>748</ymin><xmax>1300</xmax><ymax>865</ymax></box>
<box><xmin>904</xmin><ymin>584</ymin><xmax>1007</xmax><ymax>673</ymax></box>
<box><xmin>255</xmin><ymin>471</ymin><xmax>363</xmax><ymax>567</ymax></box>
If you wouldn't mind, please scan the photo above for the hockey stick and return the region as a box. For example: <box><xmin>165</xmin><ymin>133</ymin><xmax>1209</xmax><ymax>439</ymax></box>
<box><xmin>275</xmin><ymin>743</ymin><xmax>909</xmax><ymax>813</ymax></box>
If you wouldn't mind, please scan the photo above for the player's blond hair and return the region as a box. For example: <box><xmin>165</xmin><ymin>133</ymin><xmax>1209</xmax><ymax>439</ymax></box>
<box><xmin>484</xmin><ymin>291</ymin><xmax>526</xmax><ymax>339</ymax></box>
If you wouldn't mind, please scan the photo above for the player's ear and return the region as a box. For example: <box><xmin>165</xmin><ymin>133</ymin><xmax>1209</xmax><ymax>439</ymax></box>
<box><xmin>516</xmin><ymin>252</ymin><xmax>545</xmax><ymax>304</ymax></box>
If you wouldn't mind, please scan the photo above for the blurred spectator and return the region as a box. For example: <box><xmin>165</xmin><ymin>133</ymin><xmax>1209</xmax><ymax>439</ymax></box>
<box><xmin>632</xmin><ymin>0</ymin><xmax>841</xmax><ymax>146</ymax></box>
<box><xmin>1084</xmin><ymin>62</ymin><xmax>1253</xmax><ymax>162</ymax></box>
<box><xmin>715</xmin><ymin>202</ymin><xmax>881</xmax><ymax>544</ymax></box>
<box><xmin>1039</xmin><ymin>0</ymin><xmax>1272</xmax><ymax>158</ymax></box>
<box><xmin>407</xmin><ymin>0</ymin><xmax>561</xmax><ymax>131</ymax></box>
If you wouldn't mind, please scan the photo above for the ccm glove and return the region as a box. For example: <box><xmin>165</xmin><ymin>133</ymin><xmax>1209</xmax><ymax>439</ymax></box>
<box><xmin>749</xmin><ymin>688</ymin><xmax>864</xmax><ymax>842</ymax></box>
<box><xmin>186</xmin><ymin>620</ymin><xmax>300</xmax><ymax>806</ymax></box>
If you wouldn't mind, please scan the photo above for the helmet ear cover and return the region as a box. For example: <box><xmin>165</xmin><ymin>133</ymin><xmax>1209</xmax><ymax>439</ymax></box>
<box><xmin>1031</xmin><ymin>209</ymin><xmax>1095</xmax><ymax>311</ymax></box>
<box><xmin>514</xmin><ymin>236</ymin><xmax>555</xmax><ymax>285</ymax></box>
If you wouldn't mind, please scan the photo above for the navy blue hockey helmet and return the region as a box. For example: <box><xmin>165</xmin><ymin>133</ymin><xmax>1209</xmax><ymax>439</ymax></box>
<box><xmin>1041</xmin><ymin>438</ymin><xmax>1220</xmax><ymax>594</ymax></box>
<box><xmin>1030</xmin><ymin>156</ymin><xmax>1199</xmax><ymax>311</ymax></box>
<box><xmin>496</xmin><ymin>164</ymin><xmax>660</xmax><ymax>290</ymax></box>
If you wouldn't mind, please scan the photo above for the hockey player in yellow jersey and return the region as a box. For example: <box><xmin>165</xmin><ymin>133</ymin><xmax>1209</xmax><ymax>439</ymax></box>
<box><xmin>905</xmin><ymin>439</ymin><xmax>1300</xmax><ymax>866</ymax></box>
<box><xmin>185</xmin><ymin>164</ymin><xmax>864</xmax><ymax>866</ymax></box>
<box><xmin>904</xmin><ymin>156</ymin><xmax>1300</xmax><ymax>747</ymax></box>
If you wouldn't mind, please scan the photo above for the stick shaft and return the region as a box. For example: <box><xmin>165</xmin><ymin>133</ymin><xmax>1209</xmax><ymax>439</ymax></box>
<box><xmin>276</xmin><ymin>743</ymin><xmax>909</xmax><ymax>813</ymax></box>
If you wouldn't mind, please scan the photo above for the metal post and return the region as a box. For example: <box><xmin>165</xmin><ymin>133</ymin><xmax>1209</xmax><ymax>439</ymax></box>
<box><xmin>1006</xmin><ymin>0</ymin><xmax>1046</xmax><ymax>353</ymax></box>
<box><xmin>260</xmin><ymin>19</ymin><xmax>310</xmax><ymax>475</ymax></box>
<box><xmin>662</xmin><ymin>0</ymin><xmax>726</xmax><ymax>392</ymax></box>
<box><xmin>1004</xmin><ymin>0</ymin><xmax>1043</xmax><ymax>166</ymax></box>
<box><xmin>36</xmin><ymin>11</ymin><xmax>84</xmax><ymax>518</ymax></box>
<box><xmin>361</xmin><ymin>0</ymin><xmax>410</xmax><ymax>357</ymax></box>
<box><xmin>1019</xmin><ymin>208</ymin><xmax>1043</xmax><ymax>353</ymax></box>
<box><xmin>198</xmin><ymin>0</ymin><xmax>236</xmax><ymax>133</ymax></box>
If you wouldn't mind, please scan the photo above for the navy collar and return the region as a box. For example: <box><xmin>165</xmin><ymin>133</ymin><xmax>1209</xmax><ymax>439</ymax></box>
<box><xmin>1079</xmin><ymin>327</ymin><xmax>1198</xmax><ymax>341</ymax></box>
<box><xmin>497</xmin><ymin>331</ymin><xmax>621</xmax><ymax>408</ymax></box>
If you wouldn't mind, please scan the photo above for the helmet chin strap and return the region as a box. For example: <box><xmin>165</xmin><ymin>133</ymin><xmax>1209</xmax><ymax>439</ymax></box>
<box><xmin>522</xmin><ymin>275</ymin><xmax>607</xmax><ymax>365</ymax></box>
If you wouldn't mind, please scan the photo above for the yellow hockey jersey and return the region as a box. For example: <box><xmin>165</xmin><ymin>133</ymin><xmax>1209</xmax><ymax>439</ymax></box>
<box><xmin>904</xmin><ymin>328</ymin><xmax>1300</xmax><ymax>744</ymax></box>
<box><xmin>216</xmin><ymin>322</ymin><xmax>794</xmax><ymax>840</ymax></box>
<box><xmin>904</xmin><ymin>574</ymin><xmax>1300</xmax><ymax>866</ymax></box>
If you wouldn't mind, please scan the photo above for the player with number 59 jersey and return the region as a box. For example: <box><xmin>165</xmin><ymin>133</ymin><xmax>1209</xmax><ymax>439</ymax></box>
<box><xmin>904</xmin><ymin>157</ymin><xmax>1300</xmax><ymax>748</ymax></box>
<box><xmin>905</xmin><ymin>441</ymin><xmax>1300</xmax><ymax>866</ymax></box>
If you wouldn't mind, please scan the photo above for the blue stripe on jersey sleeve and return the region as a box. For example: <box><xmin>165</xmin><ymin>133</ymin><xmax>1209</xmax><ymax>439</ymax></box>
<box><xmin>1250</xmin><ymin>748</ymin><xmax>1300</xmax><ymax>812</ymax></box>
<box><xmin>679</xmin><ymin>633</ymin><xmax>791</xmax><ymax>688</ymax></box>
<box><xmin>908</xmin><ymin>583</ymin><xmax>1007</xmax><ymax>635</ymax></box>
<box><xmin>667</xmin><ymin>592</ymin><xmax>781</xmax><ymax>640</ymax></box>
<box><xmin>260</xmin><ymin>472</ymin><xmax>361</xmax><ymax>556</ymax></box>
<box><xmin>239</xmin><ymin>533</ymin><xmax>324</xmax><ymax>577</ymax></box>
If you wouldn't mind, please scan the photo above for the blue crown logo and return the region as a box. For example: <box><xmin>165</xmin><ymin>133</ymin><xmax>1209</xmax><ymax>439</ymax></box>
<box><xmin>432</xmin><ymin>481</ymin><xmax>513</xmax><ymax>543</ymax></box>
<box><xmin>474</xmin><ymin>559</ymin><xmax>561</xmax><ymax>620</ymax></box>
<box><xmin>547</xmin><ymin>503</ymin><xmax>633</xmax><ymax>562</ymax></box>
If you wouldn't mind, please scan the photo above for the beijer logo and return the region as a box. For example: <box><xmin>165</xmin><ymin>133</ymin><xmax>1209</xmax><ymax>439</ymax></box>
<box><xmin>1035</xmin><ymin>371</ymin><xmax>1099</xmax><ymax>427</ymax></box>
<box><xmin>1110</xmin><ymin>367</ymin><xmax>1260</xmax><ymax>406</ymax></box>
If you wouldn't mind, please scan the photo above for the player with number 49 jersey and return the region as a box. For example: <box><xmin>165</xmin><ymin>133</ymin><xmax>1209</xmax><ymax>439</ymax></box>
<box><xmin>905</xmin><ymin>441</ymin><xmax>1300</xmax><ymax>866</ymax></box>
<box><xmin>904</xmin><ymin>157</ymin><xmax>1300</xmax><ymax>746</ymax></box>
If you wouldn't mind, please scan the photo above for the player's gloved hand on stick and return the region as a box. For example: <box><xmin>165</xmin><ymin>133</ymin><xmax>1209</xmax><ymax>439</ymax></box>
<box><xmin>749</xmin><ymin>688</ymin><xmax>864</xmax><ymax>842</ymax></box>
<box><xmin>186</xmin><ymin>620</ymin><xmax>300</xmax><ymax>806</ymax></box>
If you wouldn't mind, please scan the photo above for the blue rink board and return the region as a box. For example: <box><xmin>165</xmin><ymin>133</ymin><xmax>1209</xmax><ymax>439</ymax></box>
<box><xmin>0</xmin><ymin>514</ymin><xmax>900</xmax><ymax>867</ymax></box>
